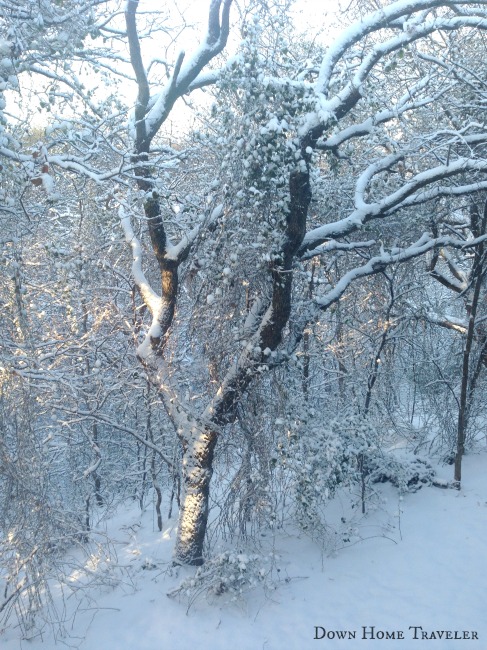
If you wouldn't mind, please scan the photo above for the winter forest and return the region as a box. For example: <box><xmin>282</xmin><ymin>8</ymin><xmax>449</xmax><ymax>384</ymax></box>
<box><xmin>1</xmin><ymin>0</ymin><xmax>487</xmax><ymax>646</ymax></box>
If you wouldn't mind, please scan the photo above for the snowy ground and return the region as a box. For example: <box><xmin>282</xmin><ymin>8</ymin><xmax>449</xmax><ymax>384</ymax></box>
<box><xmin>2</xmin><ymin>451</ymin><xmax>486</xmax><ymax>650</ymax></box>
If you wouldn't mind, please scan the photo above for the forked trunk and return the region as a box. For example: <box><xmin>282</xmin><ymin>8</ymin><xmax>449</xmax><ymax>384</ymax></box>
<box><xmin>173</xmin><ymin>427</ymin><xmax>218</xmax><ymax>566</ymax></box>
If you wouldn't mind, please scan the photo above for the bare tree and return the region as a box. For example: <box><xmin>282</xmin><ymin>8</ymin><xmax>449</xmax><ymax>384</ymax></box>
<box><xmin>3</xmin><ymin>0</ymin><xmax>487</xmax><ymax>568</ymax></box>
<box><xmin>117</xmin><ymin>1</ymin><xmax>487</xmax><ymax>563</ymax></box>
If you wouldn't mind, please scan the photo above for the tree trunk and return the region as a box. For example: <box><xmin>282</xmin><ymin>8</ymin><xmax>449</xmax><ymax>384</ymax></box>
<box><xmin>173</xmin><ymin>428</ymin><xmax>218</xmax><ymax>566</ymax></box>
<box><xmin>454</xmin><ymin>199</ymin><xmax>487</xmax><ymax>484</ymax></box>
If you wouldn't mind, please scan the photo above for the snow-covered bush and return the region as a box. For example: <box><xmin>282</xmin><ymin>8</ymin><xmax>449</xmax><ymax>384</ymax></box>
<box><xmin>275</xmin><ymin>411</ymin><xmax>375</xmax><ymax>532</ymax></box>
<box><xmin>167</xmin><ymin>550</ymin><xmax>277</xmax><ymax>609</ymax></box>
<box><xmin>276</xmin><ymin>411</ymin><xmax>435</xmax><ymax>536</ymax></box>
<box><xmin>365</xmin><ymin>453</ymin><xmax>435</xmax><ymax>493</ymax></box>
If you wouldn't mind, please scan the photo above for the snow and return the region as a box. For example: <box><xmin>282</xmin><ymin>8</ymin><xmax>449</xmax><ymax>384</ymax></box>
<box><xmin>119</xmin><ymin>205</ymin><xmax>162</xmax><ymax>315</ymax></box>
<box><xmin>3</xmin><ymin>451</ymin><xmax>486</xmax><ymax>650</ymax></box>
<box><xmin>164</xmin><ymin>223</ymin><xmax>200</xmax><ymax>261</ymax></box>
<box><xmin>210</xmin><ymin>203</ymin><xmax>224</xmax><ymax>220</ymax></box>
<box><xmin>0</xmin><ymin>39</ymin><xmax>11</xmax><ymax>56</ymax></box>
<box><xmin>40</xmin><ymin>172</ymin><xmax>58</xmax><ymax>198</ymax></box>
<box><xmin>302</xmin><ymin>157</ymin><xmax>487</xmax><ymax>254</ymax></box>
<box><xmin>301</xmin><ymin>4</ymin><xmax>487</xmax><ymax>140</ymax></box>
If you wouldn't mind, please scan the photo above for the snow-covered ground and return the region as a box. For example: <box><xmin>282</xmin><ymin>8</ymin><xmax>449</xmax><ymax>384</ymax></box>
<box><xmin>3</xmin><ymin>451</ymin><xmax>486</xmax><ymax>650</ymax></box>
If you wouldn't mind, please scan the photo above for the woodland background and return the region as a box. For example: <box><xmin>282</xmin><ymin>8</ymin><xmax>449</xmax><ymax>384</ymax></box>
<box><xmin>1</xmin><ymin>0</ymin><xmax>487</xmax><ymax>639</ymax></box>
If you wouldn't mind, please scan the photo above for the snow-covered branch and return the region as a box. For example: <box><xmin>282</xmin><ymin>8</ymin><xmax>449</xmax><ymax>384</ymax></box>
<box><xmin>126</xmin><ymin>0</ymin><xmax>233</xmax><ymax>145</ymax></box>
<box><xmin>314</xmin><ymin>232</ymin><xmax>487</xmax><ymax>310</ymax></box>
<box><xmin>119</xmin><ymin>204</ymin><xmax>162</xmax><ymax>317</ymax></box>
<box><xmin>302</xmin><ymin>4</ymin><xmax>487</xmax><ymax>143</ymax></box>
<box><xmin>317</xmin><ymin>80</ymin><xmax>454</xmax><ymax>152</ymax></box>
<box><xmin>300</xmin><ymin>239</ymin><xmax>377</xmax><ymax>261</ymax></box>
<box><xmin>300</xmin><ymin>159</ymin><xmax>487</xmax><ymax>255</ymax></box>
<box><xmin>51</xmin><ymin>403</ymin><xmax>175</xmax><ymax>470</ymax></box>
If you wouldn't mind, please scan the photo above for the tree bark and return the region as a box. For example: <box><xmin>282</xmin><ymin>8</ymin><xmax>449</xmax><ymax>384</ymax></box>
<box><xmin>173</xmin><ymin>428</ymin><xmax>218</xmax><ymax>565</ymax></box>
<box><xmin>454</xmin><ymin>199</ymin><xmax>487</xmax><ymax>483</ymax></box>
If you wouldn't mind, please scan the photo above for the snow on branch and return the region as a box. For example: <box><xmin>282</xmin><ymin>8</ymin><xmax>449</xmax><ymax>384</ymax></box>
<box><xmin>82</xmin><ymin>448</ymin><xmax>102</xmax><ymax>479</ymax></box>
<box><xmin>316</xmin><ymin>0</ymin><xmax>487</xmax><ymax>95</ymax></box>
<box><xmin>302</xmin><ymin>4</ymin><xmax>487</xmax><ymax>140</ymax></box>
<box><xmin>119</xmin><ymin>204</ymin><xmax>182</xmax><ymax>359</ymax></box>
<box><xmin>27</xmin><ymin>63</ymin><xmax>104</xmax><ymax>117</ymax></box>
<box><xmin>0</xmin><ymin>147</ymin><xmax>128</xmax><ymax>184</ymax></box>
<box><xmin>300</xmin><ymin>239</ymin><xmax>377</xmax><ymax>261</ymax></box>
<box><xmin>395</xmin><ymin>180</ymin><xmax>487</xmax><ymax>210</ymax></box>
<box><xmin>164</xmin><ymin>203</ymin><xmax>224</xmax><ymax>262</ymax></box>
<box><xmin>52</xmin><ymin>403</ymin><xmax>175</xmax><ymax>470</ymax></box>
<box><xmin>354</xmin><ymin>153</ymin><xmax>405</xmax><ymax>211</ymax></box>
<box><xmin>420</xmin><ymin>311</ymin><xmax>468</xmax><ymax>334</ymax></box>
<box><xmin>429</xmin><ymin>267</ymin><xmax>466</xmax><ymax>293</ymax></box>
<box><xmin>314</xmin><ymin>232</ymin><xmax>487</xmax><ymax>310</ymax></box>
<box><xmin>119</xmin><ymin>204</ymin><xmax>162</xmax><ymax>316</ymax></box>
<box><xmin>300</xmin><ymin>159</ymin><xmax>487</xmax><ymax>255</ymax></box>
<box><xmin>201</xmin><ymin>305</ymin><xmax>275</xmax><ymax>423</ymax></box>
<box><xmin>140</xmin><ymin>0</ymin><xmax>232</xmax><ymax>142</ymax></box>
<box><xmin>318</xmin><ymin>79</ymin><xmax>454</xmax><ymax>152</ymax></box>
